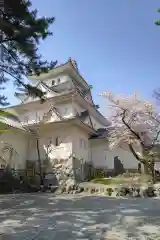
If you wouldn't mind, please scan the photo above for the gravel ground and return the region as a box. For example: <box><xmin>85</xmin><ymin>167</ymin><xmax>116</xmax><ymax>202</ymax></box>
<box><xmin>0</xmin><ymin>193</ymin><xmax>160</xmax><ymax>239</ymax></box>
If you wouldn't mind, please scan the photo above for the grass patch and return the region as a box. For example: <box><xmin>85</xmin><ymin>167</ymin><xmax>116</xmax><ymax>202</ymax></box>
<box><xmin>91</xmin><ymin>178</ymin><xmax>126</xmax><ymax>185</ymax></box>
<box><xmin>91</xmin><ymin>174</ymin><xmax>153</xmax><ymax>185</ymax></box>
<box><xmin>91</xmin><ymin>178</ymin><xmax>113</xmax><ymax>185</ymax></box>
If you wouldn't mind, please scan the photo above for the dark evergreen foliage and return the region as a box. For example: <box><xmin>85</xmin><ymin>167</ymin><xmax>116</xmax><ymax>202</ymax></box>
<box><xmin>0</xmin><ymin>0</ymin><xmax>57</xmax><ymax>105</ymax></box>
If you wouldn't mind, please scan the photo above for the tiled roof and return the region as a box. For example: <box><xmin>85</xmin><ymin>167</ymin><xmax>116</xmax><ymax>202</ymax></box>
<box><xmin>0</xmin><ymin>117</ymin><xmax>27</xmax><ymax>131</ymax></box>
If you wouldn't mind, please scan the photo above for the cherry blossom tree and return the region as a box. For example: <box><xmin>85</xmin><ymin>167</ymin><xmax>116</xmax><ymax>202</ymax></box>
<box><xmin>100</xmin><ymin>92</ymin><xmax>160</xmax><ymax>181</ymax></box>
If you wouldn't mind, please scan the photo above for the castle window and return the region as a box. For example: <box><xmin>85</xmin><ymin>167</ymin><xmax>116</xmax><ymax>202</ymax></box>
<box><xmin>80</xmin><ymin>138</ymin><xmax>83</xmax><ymax>148</ymax></box>
<box><xmin>23</xmin><ymin>116</ymin><xmax>29</xmax><ymax>124</ymax></box>
<box><xmin>55</xmin><ymin>136</ymin><xmax>61</xmax><ymax>146</ymax></box>
<box><xmin>64</xmin><ymin>107</ymin><xmax>68</xmax><ymax>115</ymax></box>
<box><xmin>57</xmin><ymin>78</ymin><xmax>60</xmax><ymax>84</ymax></box>
<box><xmin>52</xmin><ymin>80</ymin><xmax>55</xmax><ymax>86</ymax></box>
<box><xmin>80</xmin><ymin>138</ymin><xmax>87</xmax><ymax>149</ymax></box>
<box><xmin>83</xmin><ymin>140</ymin><xmax>87</xmax><ymax>149</ymax></box>
<box><xmin>0</xmin><ymin>164</ymin><xmax>5</xmax><ymax>169</ymax></box>
<box><xmin>47</xmin><ymin>137</ymin><xmax>52</xmax><ymax>145</ymax></box>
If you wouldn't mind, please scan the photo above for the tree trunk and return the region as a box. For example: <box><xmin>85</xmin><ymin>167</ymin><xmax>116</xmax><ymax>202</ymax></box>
<box><xmin>128</xmin><ymin>143</ymin><xmax>156</xmax><ymax>183</ymax></box>
<box><xmin>142</xmin><ymin>161</ymin><xmax>155</xmax><ymax>183</ymax></box>
<box><xmin>36</xmin><ymin>138</ymin><xmax>43</xmax><ymax>186</ymax></box>
<box><xmin>142</xmin><ymin>163</ymin><xmax>149</xmax><ymax>175</ymax></box>
<box><xmin>150</xmin><ymin>161</ymin><xmax>155</xmax><ymax>183</ymax></box>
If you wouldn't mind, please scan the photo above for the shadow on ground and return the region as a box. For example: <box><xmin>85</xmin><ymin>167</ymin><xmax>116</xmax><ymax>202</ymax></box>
<box><xmin>0</xmin><ymin>193</ymin><xmax>160</xmax><ymax>239</ymax></box>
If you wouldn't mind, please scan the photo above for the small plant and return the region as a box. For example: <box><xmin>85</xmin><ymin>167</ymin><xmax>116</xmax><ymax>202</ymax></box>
<box><xmin>106</xmin><ymin>188</ymin><xmax>113</xmax><ymax>196</ymax></box>
<box><xmin>95</xmin><ymin>104</ymin><xmax>100</xmax><ymax>109</ymax></box>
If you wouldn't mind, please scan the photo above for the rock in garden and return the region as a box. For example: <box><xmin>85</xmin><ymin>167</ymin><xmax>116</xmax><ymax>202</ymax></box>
<box><xmin>132</xmin><ymin>189</ymin><xmax>140</xmax><ymax>197</ymax></box>
<box><xmin>90</xmin><ymin>188</ymin><xmax>95</xmax><ymax>194</ymax></box>
<box><xmin>146</xmin><ymin>186</ymin><xmax>155</xmax><ymax>197</ymax></box>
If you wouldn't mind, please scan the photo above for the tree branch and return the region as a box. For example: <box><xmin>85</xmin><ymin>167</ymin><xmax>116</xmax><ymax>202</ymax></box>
<box><xmin>1</xmin><ymin>38</ymin><xmax>16</xmax><ymax>43</ymax></box>
<box><xmin>153</xmin><ymin>129</ymin><xmax>160</xmax><ymax>144</ymax></box>
<box><xmin>2</xmin><ymin>44</ymin><xmax>27</xmax><ymax>76</ymax></box>
<box><xmin>0</xmin><ymin>65</ymin><xmax>24</xmax><ymax>85</ymax></box>
<box><xmin>129</xmin><ymin>143</ymin><xmax>144</xmax><ymax>164</ymax></box>
<box><xmin>148</xmin><ymin>128</ymin><xmax>160</xmax><ymax>150</ymax></box>
<box><xmin>122</xmin><ymin>109</ymin><xmax>145</xmax><ymax>147</ymax></box>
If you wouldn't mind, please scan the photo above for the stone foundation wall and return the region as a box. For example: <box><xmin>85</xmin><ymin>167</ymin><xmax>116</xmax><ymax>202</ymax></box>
<box><xmin>78</xmin><ymin>182</ymin><xmax>160</xmax><ymax>198</ymax></box>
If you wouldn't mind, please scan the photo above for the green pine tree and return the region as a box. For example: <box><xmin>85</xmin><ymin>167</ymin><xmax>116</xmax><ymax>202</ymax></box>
<box><xmin>0</xmin><ymin>0</ymin><xmax>57</xmax><ymax>106</ymax></box>
<box><xmin>155</xmin><ymin>8</ymin><xmax>160</xmax><ymax>26</ymax></box>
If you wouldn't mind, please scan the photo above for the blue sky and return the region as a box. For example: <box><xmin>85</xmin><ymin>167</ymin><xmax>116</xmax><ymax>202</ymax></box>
<box><xmin>5</xmin><ymin>0</ymin><xmax>160</xmax><ymax>113</ymax></box>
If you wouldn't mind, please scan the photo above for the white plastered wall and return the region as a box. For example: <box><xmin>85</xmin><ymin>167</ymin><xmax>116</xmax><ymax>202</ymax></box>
<box><xmin>0</xmin><ymin>128</ymin><xmax>29</xmax><ymax>169</ymax></box>
<box><xmin>72</xmin><ymin>126</ymin><xmax>89</xmax><ymax>162</ymax></box>
<box><xmin>27</xmin><ymin>125</ymin><xmax>73</xmax><ymax>164</ymax></box>
<box><xmin>91</xmin><ymin>139</ymin><xmax>138</xmax><ymax>170</ymax></box>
